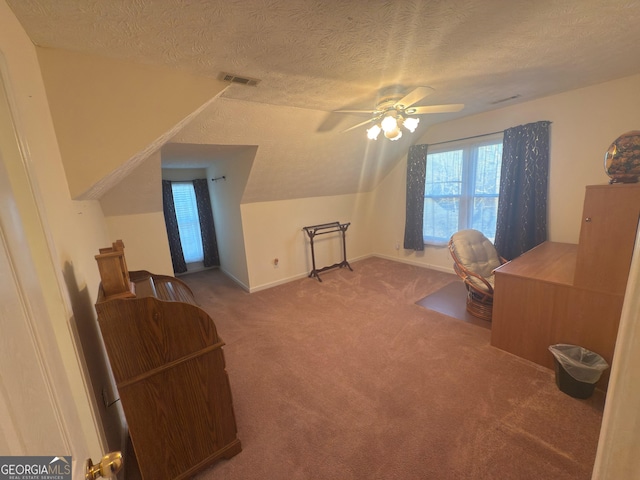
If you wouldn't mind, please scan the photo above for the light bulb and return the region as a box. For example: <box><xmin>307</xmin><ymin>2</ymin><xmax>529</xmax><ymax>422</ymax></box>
<box><xmin>366</xmin><ymin>124</ymin><xmax>381</xmax><ymax>140</ymax></box>
<box><xmin>403</xmin><ymin>117</ymin><xmax>420</xmax><ymax>133</ymax></box>
<box><xmin>384</xmin><ymin>128</ymin><xmax>403</xmax><ymax>141</ymax></box>
<box><xmin>381</xmin><ymin>115</ymin><xmax>398</xmax><ymax>133</ymax></box>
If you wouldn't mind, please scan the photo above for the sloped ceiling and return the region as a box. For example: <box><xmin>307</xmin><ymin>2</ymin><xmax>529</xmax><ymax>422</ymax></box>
<box><xmin>8</xmin><ymin>0</ymin><xmax>640</xmax><ymax>202</ymax></box>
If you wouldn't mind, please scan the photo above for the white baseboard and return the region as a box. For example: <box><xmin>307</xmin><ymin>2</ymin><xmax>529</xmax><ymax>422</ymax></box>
<box><xmin>220</xmin><ymin>267</ymin><xmax>251</xmax><ymax>292</ymax></box>
<box><xmin>249</xmin><ymin>272</ymin><xmax>310</xmax><ymax>293</ymax></box>
<box><xmin>246</xmin><ymin>254</ymin><xmax>454</xmax><ymax>293</ymax></box>
<box><xmin>249</xmin><ymin>254</ymin><xmax>373</xmax><ymax>293</ymax></box>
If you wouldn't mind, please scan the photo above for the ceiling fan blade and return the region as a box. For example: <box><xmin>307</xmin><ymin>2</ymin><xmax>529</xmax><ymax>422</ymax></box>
<box><xmin>407</xmin><ymin>104</ymin><xmax>465</xmax><ymax>115</ymax></box>
<box><xmin>395</xmin><ymin>86</ymin><xmax>435</xmax><ymax>109</ymax></box>
<box><xmin>342</xmin><ymin>118</ymin><xmax>375</xmax><ymax>133</ymax></box>
<box><xmin>333</xmin><ymin>109</ymin><xmax>377</xmax><ymax>116</ymax></box>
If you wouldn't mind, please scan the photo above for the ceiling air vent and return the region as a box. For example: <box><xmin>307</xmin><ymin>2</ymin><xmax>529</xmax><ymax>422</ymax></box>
<box><xmin>220</xmin><ymin>72</ymin><xmax>261</xmax><ymax>86</ymax></box>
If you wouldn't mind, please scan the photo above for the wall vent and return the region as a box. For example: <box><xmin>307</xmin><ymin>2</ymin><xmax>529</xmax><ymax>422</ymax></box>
<box><xmin>220</xmin><ymin>72</ymin><xmax>261</xmax><ymax>86</ymax></box>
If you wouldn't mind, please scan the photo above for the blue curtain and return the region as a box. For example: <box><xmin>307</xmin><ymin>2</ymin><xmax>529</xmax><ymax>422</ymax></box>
<box><xmin>192</xmin><ymin>179</ymin><xmax>220</xmax><ymax>267</ymax></box>
<box><xmin>403</xmin><ymin>144</ymin><xmax>429</xmax><ymax>251</ymax></box>
<box><xmin>161</xmin><ymin>180</ymin><xmax>187</xmax><ymax>274</ymax></box>
<box><xmin>495</xmin><ymin>121</ymin><xmax>551</xmax><ymax>260</ymax></box>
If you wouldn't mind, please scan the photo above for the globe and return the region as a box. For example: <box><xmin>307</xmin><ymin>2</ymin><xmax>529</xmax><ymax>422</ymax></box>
<box><xmin>604</xmin><ymin>130</ymin><xmax>640</xmax><ymax>184</ymax></box>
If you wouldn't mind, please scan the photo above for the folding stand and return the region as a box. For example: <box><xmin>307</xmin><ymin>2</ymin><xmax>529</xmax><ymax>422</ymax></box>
<box><xmin>303</xmin><ymin>221</ymin><xmax>352</xmax><ymax>282</ymax></box>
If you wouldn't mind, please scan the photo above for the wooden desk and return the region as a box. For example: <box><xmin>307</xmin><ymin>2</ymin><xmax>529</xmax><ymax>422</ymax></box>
<box><xmin>94</xmin><ymin>243</ymin><xmax>241</xmax><ymax>480</ymax></box>
<box><xmin>491</xmin><ymin>185</ymin><xmax>640</xmax><ymax>390</ymax></box>
<box><xmin>491</xmin><ymin>242</ymin><xmax>623</xmax><ymax>389</ymax></box>
<box><xmin>494</xmin><ymin>241</ymin><xmax>578</xmax><ymax>285</ymax></box>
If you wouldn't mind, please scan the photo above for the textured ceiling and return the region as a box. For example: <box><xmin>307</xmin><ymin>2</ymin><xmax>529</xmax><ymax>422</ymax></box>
<box><xmin>8</xmin><ymin>0</ymin><xmax>640</xmax><ymax>202</ymax></box>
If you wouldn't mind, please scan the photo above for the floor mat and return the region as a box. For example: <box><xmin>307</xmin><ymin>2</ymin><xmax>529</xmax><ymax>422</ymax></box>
<box><xmin>416</xmin><ymin>281</ymin><xmax>491</xmax><ymax>329</ymax></box>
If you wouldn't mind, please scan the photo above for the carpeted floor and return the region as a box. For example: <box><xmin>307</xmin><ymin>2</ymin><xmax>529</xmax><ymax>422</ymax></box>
<box><xmin>181</xmin><ymin>256</ymin><xmax>604</xmax><ymax>480</ymax></box>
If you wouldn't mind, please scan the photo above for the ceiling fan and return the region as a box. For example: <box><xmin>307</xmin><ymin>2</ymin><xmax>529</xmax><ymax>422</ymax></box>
<box><xmin>334</xmin><ymin>85</ymin><xmax>464</xmax><ymax>141</ymax></box>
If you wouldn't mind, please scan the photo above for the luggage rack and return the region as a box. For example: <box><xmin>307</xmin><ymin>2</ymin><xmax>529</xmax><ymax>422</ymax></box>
<box><xmin>302</xmin><ymin>221</ymin><xmax>352</xmax><ymax>282</ymax></box>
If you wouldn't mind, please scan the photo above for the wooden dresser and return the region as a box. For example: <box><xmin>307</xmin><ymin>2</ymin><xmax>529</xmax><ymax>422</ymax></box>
<box><xmin>491</xmin><ymin>184</ymin><xmax>640</xmax><ymax>389</ymax></box>
<box><xmin>94</xmin><ymin>241</ymin><xmax>241</xmax><ymax>479</ymax></box>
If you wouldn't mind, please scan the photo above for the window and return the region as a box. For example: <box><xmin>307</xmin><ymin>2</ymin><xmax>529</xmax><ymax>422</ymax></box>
<box><xmin>171</xmin><ymin>182</ymin><xmax>204</xmax><ymax>263</ymax></box>
<box><xmin>423</xmin><ymin>136</ymin><xmax>503</xmax><ymax>245</ymax></box>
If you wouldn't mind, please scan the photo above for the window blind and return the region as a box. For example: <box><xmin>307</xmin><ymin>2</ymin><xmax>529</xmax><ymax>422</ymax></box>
<box><xmin>171</xmin><ymin>182</ymin><xmax>204</xmax><ymax>263</ymax></box>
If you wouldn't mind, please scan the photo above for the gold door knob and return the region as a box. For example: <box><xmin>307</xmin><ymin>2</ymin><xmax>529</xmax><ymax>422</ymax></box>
<box><xmin>85</xmin><ymin>451</ymin><xmax>123</xmax><ymax>480</ymax></box>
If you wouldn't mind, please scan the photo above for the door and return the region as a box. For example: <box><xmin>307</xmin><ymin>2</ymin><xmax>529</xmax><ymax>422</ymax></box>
<box><xmin>0</xmin><ymin>53</ymin><xmax>103</xmax><ymax>478</ymax></box>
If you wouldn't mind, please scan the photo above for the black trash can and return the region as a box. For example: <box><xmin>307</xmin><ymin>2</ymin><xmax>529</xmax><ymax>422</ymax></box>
<box><xmin>548</xmin><ymin>344</ymin><xmax>609</xmax><ymax>399</ymax></box>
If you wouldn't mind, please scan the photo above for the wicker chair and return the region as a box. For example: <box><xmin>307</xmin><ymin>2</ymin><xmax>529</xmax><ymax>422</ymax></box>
<box><xmin>448</xmin><ymin>229</ymin><xmax>507</xmax><ymax>321</ymax></box>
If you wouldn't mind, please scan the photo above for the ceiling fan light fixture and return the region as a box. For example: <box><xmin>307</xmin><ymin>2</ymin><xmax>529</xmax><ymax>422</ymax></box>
<box><xmin>403</xmin><ymin>116</ymin><xmax>420</xmax><ymax>133</ymax></box>
<box><xmin>384</xmin><ymin>127</ymin><xmax>403</xmax><ymax>141</ymax></box>
<box><xmin>336</xmin><ymin>86</ymin><xmax>463</xmax><ymax>142</ymax></box>
<box><xmin>366</xmin><ymin>124</ymin><xmax>382</xmax><ymax>140</ymax></box>
<box><xmin>380</xmin><ymin>114</ymin><xmax>398</xmax><ymax>133</ymax></box>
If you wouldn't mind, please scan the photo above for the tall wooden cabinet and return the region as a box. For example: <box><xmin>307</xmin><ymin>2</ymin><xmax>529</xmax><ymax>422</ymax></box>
<box><xmin>574</xmin><ymin>184</ymin><xmax>640</xmax><ymax>295</ymax></box>
<box><xmin>94</xmin><ymin>242</ymin><xmax>241</xmax><ymax>479</ymax></box>
<box><xmin>491</xmin><ymin>184</ymin><xmax>640</xmax><ymax>389</ymax></box>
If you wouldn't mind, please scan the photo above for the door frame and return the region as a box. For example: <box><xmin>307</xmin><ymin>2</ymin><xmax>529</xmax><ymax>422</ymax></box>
<box><xmin>0</xmin><ymin>50</ymin><xmax>104</xmax><ymax>476</ymax></box>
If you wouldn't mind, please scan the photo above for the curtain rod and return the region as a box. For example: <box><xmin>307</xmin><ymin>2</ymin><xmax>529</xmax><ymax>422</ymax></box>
<box><xmin>427</xmin><ymin>130</ymin><xmax>504</xmax><ymax>147</ymax></box>
<box><xmin>426</xmin><ymin>121</ymin><xmax>552</xmax><ymax>148</ymax></box>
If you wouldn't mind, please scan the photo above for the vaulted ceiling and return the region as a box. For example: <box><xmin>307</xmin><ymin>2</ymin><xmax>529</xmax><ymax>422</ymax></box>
<box><xmin>8</xmin><ymin>0</ymin><xmax>640</xmax><ymax>202</ymax></box>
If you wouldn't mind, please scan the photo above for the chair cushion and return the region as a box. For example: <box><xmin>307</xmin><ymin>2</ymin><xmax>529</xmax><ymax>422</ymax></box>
<box><xmin>468</xmin><ymin>271</ymin><xmax>495</xmax><ymax>292</ymax></box>
<box><xmin>450</xmin><ymin>229</ymin><xmax>502</xmax><ymax>280</ymax></box>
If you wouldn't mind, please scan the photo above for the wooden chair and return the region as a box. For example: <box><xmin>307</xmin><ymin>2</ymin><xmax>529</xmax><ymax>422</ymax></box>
<box><xmin>448</xmin><ymin>229</ymin><xmax>506</xmax><ymax>321</ymax></box>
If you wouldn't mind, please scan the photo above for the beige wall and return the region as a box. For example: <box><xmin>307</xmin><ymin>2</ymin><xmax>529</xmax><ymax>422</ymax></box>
<box><xmin>162</xmin><ymin>167</ymin><xmax>208</xmax><ymax>182</ymax></box>
<box><xmin>101</xmin><ymin>151</ymin><xmax>164</xmax><ymax>216</ymax></box>
<box><xmin>104</xmin><ymin>212</ymin><xmax>173</xmax><ymax>274</ymax></box>
<box><xmin>102</xmin><ymin>151</ymin><xmax>174</xmax><ymax>274</ymax></box>
<box><xmin>206</xmin><ymin>150</ymin><xmax>255</xmax><ymax>289</ymax></box>
<box><xmin>36</xmin><ymin>47</ymin><xmax>229</xmax><ymax>199</ymax></box>
<box><xmin>241</xmin><ymin>192</ymin><xmax>374</xmax><ymax>291</ymax></box>
<box><xmin>371</xmin><ymin>73</ymin><xmax>640</xmax><ymax>272</ymax></box>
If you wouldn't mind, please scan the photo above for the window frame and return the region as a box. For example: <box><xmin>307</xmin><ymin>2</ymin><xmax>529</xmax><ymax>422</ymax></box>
<box><xmin>422</xmin><ymin>134</ymin><xmax>504</xmax><ymax>246</ymax></box>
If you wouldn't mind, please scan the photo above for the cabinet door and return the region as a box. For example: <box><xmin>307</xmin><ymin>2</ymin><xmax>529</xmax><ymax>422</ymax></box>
<box><xmin>574</xmin><ymin>184</ymin><xmax>640</xmax><ymax>295</ymax></box>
